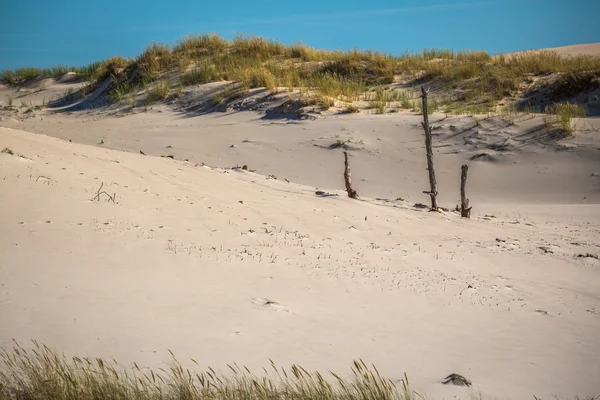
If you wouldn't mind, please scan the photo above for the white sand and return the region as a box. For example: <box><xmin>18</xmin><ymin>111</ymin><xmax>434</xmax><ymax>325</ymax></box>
<box><xmin>1</xmin><ymin>45</ymin><xmax>600</xmax><ymax>398</ymax></box>
<box><xmin>544</xmin><ymin>43</ymin><xmax>600</xmax><ymax>57</ymax></box>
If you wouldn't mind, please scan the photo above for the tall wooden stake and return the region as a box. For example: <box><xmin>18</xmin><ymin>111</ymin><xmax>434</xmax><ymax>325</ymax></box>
<box><xmin>343</xmin><ymin>151</ymin><xmax>359</xmax><ymax>199</ymax></box>
<box><xmin>421</xmin><ymin>86</ymin><xmax>438</xmax><ymax>211</ymax></box>
<box><xmin>460</xmin><ymin>164</ymin><xmax>471</xmax><ymax>218</ymax></box>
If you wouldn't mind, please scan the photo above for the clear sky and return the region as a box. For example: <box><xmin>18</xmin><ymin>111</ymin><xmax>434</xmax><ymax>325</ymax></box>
<box><xmin>1</xmin><ymin>0</ymin><xmax>599</xmax><ymax>70</ymax></box>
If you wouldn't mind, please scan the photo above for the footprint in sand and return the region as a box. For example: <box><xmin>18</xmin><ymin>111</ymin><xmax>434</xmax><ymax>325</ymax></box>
<box><xmin>251</xmin><ymin>297</ymin><xmax>289</xmax><ymax>312</ymax></box>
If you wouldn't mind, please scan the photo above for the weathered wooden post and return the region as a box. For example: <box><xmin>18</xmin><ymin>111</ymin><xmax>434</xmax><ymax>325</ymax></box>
<box><xmin>420</xmin><ymin>86</ymin><xmax>438</xmax><ymax>211</ymax></box>
<box><xmin>460</xmin><ymin>164</ymin><xmax>471</xmax><ymax>218</ymax></box>
<box><xmin>343</xmin><ymin>151</ymin><xmax>359</xmax><ymax>199</ymax></box>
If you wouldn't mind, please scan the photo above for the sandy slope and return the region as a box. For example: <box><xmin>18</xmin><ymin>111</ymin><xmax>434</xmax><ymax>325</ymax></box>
<box><xmin>2</xmin><ymin>108</ymin><xmax>600</xmax><ymax>206</ymax></box>
<box><xmin>545</xmin><ymin>43</ymin><xmax>600</xmax><ymax>57</ymax></box>
<box><xmin>1</xmin><ymin>123</ymin><xmax>599</xmax><ymax>399</ymax></box>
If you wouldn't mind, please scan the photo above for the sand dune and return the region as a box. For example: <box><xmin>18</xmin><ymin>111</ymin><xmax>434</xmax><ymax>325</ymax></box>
<box><xmin>1</xmin><ymin>39</ymin><xmax>600</xmax><ymax>399</ymax></box>
<box><xmin>544</xmin><ymin>43</ymin><xmax>600</xmax><ymax>57</ymax></box>
<box><xmin>1</xmin><ymin>122</ymin><xmax>599</xmax><ymax>398</ymax></box>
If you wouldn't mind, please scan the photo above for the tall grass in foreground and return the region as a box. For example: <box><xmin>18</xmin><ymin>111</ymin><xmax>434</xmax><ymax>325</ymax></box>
<box><xmin>0</xmin><ymin>342</ymin><xmax>420</xmax><ymax>400</ymax></box>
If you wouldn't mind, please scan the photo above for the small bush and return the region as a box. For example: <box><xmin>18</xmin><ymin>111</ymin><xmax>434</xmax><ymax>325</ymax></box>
<box><xmin>1</xmin><ymin>147</ymin><xmax>14</xmax><ymax>155</ymax></box>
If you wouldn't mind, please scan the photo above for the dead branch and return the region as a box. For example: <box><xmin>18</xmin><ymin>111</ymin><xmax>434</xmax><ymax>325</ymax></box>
<box><xmin>91</xmin><ymin>182</ymin><xmax>116</xmax><ymax>203</ymax></box>
<box><xmin>343</xmin><ymin>151</ymin><xmax>359</xmax><ymax>199</ymax></box>
<box><xmin>420</xmin><ymin>86</ymin><xmax>439</xmax><ymax>211</ymax></box>
<box><xmin>460</xmin><ymin>164</ymin><xmax>472</xmax><ymax>218</ymax></box>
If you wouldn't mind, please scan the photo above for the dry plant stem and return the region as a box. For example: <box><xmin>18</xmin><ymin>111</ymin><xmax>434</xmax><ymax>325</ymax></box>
<box><xmin>91</xmin><ymin>182</ymin><xmax>116</xmax><ymax>203</ymax></box>
<box><xmin>420</xmin><ymin>86</ymin><xmax>438</xmax><ymax>211</ymax></box>
<box><xmin>343</xmin><ymin>151</ymin><xmax>359</xmax><ymax>199</ymax></box>
<box><xmin>460</xmin><ymin>164</ymin><xmax>472</xmax><ymax>218</ymax></box>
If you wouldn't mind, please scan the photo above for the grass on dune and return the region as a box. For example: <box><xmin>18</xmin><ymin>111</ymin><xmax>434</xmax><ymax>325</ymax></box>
<box><xmin>3</xmin><ymin>32</ymin><xmax>599</xmax><ymax>112</ymax></box>
<box><xmin>544</xmin><ymin>102</ymin><xmax>587</xmax><ymax>134</ymax></box>
<box><xmin>146</xmin><ymin>80</ymin><xmax>172</xmax><ymax>102</ymax></box>
<box><xmin>0</xmin><ymin>342</ymin><xmax>421</xmax><ymax>400</ymax></box>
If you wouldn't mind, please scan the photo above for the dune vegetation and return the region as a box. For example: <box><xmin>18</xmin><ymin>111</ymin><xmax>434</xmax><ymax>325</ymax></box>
<box><xmin>2</xmin><ymin>33</ymin><xmax>599</xmax><ymax>118</ymax></box>
<box><xmin>0</xmin><ymin>342</ymin><xmax>421</xmax><ymax>400</ymax></box>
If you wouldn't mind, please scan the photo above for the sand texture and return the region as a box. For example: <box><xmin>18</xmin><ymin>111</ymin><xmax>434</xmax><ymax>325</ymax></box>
<box><xmin>1</xmin><ymin>43</ymin><xmax>600</xmax><ymax>399</ymax></box>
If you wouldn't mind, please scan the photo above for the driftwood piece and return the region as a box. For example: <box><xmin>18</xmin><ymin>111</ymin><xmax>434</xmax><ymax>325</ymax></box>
<box><xmin>343</xmin><ymin>151</ymin><xmax>358</xmax><ymax>199</ymax></box>
<box><xmin>442</xmin><ymin>373</ymin><xmax>472</xmax><ymax>387</ymax></box>
<box><xmin>420</xmin><ymin>87</ymin><xmax>438</xmax><ymax>211</ymax></box>
<box><xmin>460</xmin><ymin>164</ymin><xmax>472</xmax><ymax>218</ymax></box>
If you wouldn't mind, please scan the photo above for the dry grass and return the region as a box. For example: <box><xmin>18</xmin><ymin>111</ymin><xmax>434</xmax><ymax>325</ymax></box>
<box><xmin>0</xmin><ymin>342</ymin><xmax>420</xmax><ymax>400</ymax></box>
<box><xmin>3</xmin><ymin>33</ymin><xmax>599</xmax><ymax>112</ymax></box>
<box><xmin>146</xmin><ymin>80</ymin><xmax>172</xmax><ymax>102</ymax></box>
<box><xmin>544</xmin><ymin>102</ymin><xmax>587</xmax><ymax>134</ymax></box>
<box><xmin>1</xmin><ymin>343</ymin><xmax>596</xmax><ymax>400</ymax></box>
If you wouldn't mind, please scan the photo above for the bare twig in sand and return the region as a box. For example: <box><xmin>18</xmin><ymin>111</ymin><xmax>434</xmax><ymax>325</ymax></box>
<box><xmin>36</xmin><ymin>175</ymin><xmax>51</xmax><ymax>185</ymax></box>
<box><xmin>343</xmin><ymin>151</ymin><xmax>358</xmax><ymax>199</ymax></box>
<box><xmin>460</xmin><ymin>164</ymin><xmax>472</xmax><ymax>218</ymax></box>
<box><xmin>91</xmin><ymin>182</ymin><xmax>116</xmax><ymax>203</ymax></box>
<box><xmin>420</xmin><ymin>87</ymin><xmax>438</xmax><ymax>211</ymax></box>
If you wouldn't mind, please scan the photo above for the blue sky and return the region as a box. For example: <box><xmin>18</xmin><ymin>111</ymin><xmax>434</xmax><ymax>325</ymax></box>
<box><xmin>1</xmin><ymin>0</ymin><xmax>598</xmax><ymax>70</ymax></box>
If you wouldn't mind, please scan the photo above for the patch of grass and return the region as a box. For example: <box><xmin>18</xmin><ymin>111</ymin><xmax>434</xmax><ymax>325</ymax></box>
<box><xmin>0</xmin><ymin>69</ymin><xmax>16</xmax><ymax>84</ymax></box>
<box><xmin>545</xmin><ymin>102</ymin><xmax>587</xmax><ymax>134</ymax></box>
<box><xmin>429</xmin><ymin>97</ymin><xmax>440</xmax><ymax>113</ymax></box>
<box><xmin>49</xmin><ymin>64</ymin><xmax>74</xmax><ymax>76</ymax></box>
<box><xmin>314</xmin><ymin>93</ymin><xmax>335</xmax><ymax>110</ymax></box>
<box><xmin>309</xmin><ymin>73</ymin><xmax>365</xmax><ymax>101</ymax></box>
<box><xmin>17</xmin><ymin>67</ymin><xmax>44</xmax><ymax>81</ymax></box>
<box><xmin>370</xmin><ymin>99</ymin><xmax>387</xmax><ymax>114</ymax></box>
<box><xmin>173</xmin><ymin>33</ymin><xmax>228</xmax><ymax>57</ymax></box>
<box><xmin>180</xmin><ymin>61</ymin><xmax>220</xmax><ymax>86</ymax></box>
<box><xmin>137</xmin><ymin>42</ymin><xmax>173</xmax><ymax>80</ymax></box>
<box><xmin>6</xmin><ymin>97</ymin><xmax>13</xmax><ymax>107</ymax></box>
<box><xmin>0</xmin><ymin>343</ymin><xmax>423</xmax><ymax>400</ymax></box>
<box><xmin>109</xmin><ymin>82</ymin><xmax>138</xmax><ymax>103</ymax></box>
<box><xmin>236</xmin><ymin>68</ymin><xmax>277</xmax><ymax>91</ymax></box>
<box><xmin>1</xmin><ymin>147</ymin><xmax>14</xmax><ymax>155</ymax></box>
<box><xmin>146</xmin><ymin>80</ymin><xmax>172</xmax><ymax>102</ymax></box>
